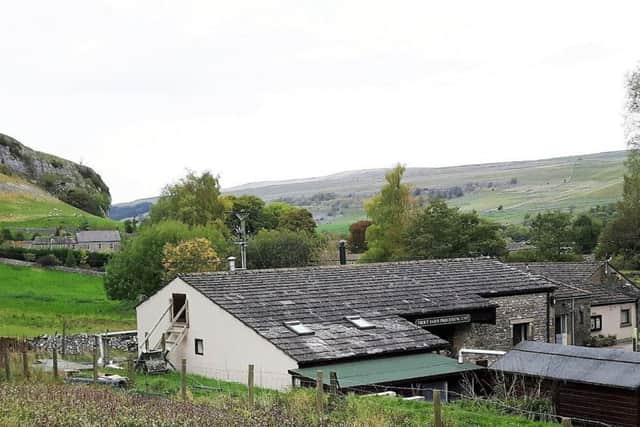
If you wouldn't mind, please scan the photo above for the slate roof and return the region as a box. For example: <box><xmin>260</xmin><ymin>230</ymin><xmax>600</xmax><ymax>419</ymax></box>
<box><xmin>511</xmin><ymin>262</ymin><xmax>603</xmax><ymax>285</ymax></box>
<box><xmin>492</xmin><ymin>341</ymin><xmax>640</xmax><ymax>389</ymax></box>
<box><xmin>511</xmin><ymin>262</ymin><xmax>639</xmax><ymax>305</ymax></box>
<box><xmin>76</xmin><ymin>230</ymin><xmax>121</xmax><ymax>243</ymax></box>
<box><xmin>32</xmin><ymin>236</ymin><xmax>75</xmax><ymax>246</ymax></box>
<box><xmin>178</xmin><ymin>258</ymin><xmax>555</xmax><ymax>365</ymax></box>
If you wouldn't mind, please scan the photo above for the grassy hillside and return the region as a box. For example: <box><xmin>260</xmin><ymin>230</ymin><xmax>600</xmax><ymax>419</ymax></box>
<box><xmin>0</xmin><ymin>173</ymin><xmax>121</xmax><ymax>230</ymax></box>
<box><xmin>0</xmin><ymin>133</ymin><xmax>112</xmax><ymax>217</ymax></box>
<box><xmin>113</xmin><ymin>151</ymin><xmax>627</xmax><ymax>234</ymax></box>
<box><xmin>269</xmin><ymin>151</ymin><xmax>626</xmax><ymax>234</ymax></box>
<box><xmin>0</xmin><ymin>263</ymin><xmax>134</xmax><ymax>336</ymax></box>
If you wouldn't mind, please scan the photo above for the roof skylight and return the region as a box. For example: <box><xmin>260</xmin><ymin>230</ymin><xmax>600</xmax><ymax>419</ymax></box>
<box><xmin>284</xmin><ymin>320</ymin><xmax>314</xmax><ymax>336</ymax></box>
<box><xmin>345</xmin><ymin>315</ymin><xmax>376</xmax><ymax>330</ymax></box>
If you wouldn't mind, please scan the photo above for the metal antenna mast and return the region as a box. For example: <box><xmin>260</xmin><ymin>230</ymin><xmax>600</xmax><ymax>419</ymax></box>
<box><xmin>235</xmin><ymin>212</ymin><xmax>249</xmax><ymax>269</ymax></box>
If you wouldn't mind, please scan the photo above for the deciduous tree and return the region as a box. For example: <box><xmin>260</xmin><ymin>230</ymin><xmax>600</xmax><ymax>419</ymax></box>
<box><xmin>529</xmin><ymin>211</ymin><xmax>574</xmax><ymax>260</ymax></box>
<box><xmin>347</xmin><ymin>220</ymin><xmax>373</xmax><ymax>253</ymax></box>
<box><xmin>278</xmin><ymin>208</ymin><xmax>316</xmax><ymax>234</ymax></box>
<box><xmin>361</xmin><ymin>164</ymin><xmax>414</xmax><ymax>262</ymax></box>
<box><xmin>597</xmin><ymin>65</ymin><xmax>640</xmax><ymax>265</ymax></box>
<box><xmin>247</xmin><ymin>229</ymin><xmax>324</xmax><ymax>269</ymax></box>
<box><xmin>105</xmin><ymin>220</ymin><xmax>230</xmax><ymax>300</ymax></box>
<box><xmin>162</xmin><ymin>238</ymin><xmax>220</xmax><ymax>282</ymax></box>
<box><xmin>150</xmin><ymin>171</ymin><xmax>225</xmax><ymax>227</ymax></box>
<box><xmin>402</xmin><ymin>199</ymin><xmax>505</xmax><ymax>259</ymax></box>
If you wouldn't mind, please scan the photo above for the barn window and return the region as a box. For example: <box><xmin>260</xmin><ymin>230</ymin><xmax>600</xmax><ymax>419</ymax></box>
<box><xmin>621</xmin><ymin>309</ymin><xmax>631</xmax><ymax>327</ymax></box>
<box><xmin>345</xmin><ymin>315</ymin><xmax>376</xmax><ymax>330</ymax></box>
<box><xmin>195</xmin><ymin>338</ymin><xmax>204</xmax><ymax>355</ymax></box>
<box><xmin>284</xmin><ymin>321</ymin><xmax>314</xmax><ymax>336</ymax></box>
<box><xmin>590</xmin><ymin>315</ymin><xmax>602</xmax><ymax>332</ymax></box>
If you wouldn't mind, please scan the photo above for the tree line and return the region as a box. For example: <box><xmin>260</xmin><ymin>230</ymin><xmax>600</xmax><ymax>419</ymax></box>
<box><xmin>105</xmin><ymin>171</ymin><xmax>325</xmax><ymax>300</ymax></box>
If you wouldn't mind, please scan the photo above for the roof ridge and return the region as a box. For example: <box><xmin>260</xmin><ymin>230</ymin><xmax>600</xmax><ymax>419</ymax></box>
<box><xmin>178</xmin><ymin>256</ymin><xmax>500</xmax><ymax>278</ymax></box>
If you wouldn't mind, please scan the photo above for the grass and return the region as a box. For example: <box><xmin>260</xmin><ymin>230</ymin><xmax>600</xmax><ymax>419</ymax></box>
<box><xmin>0</xmin><ymin>172</ymin><xmax>121</xmax><ymax>230</ymax></box>
<box><xmin>0</xmin><ymin>370</ymin><xmax>560</xmax><ymax>426</ymax></box>
<box><xmin>318</xmin><ymin>213</ymin><xmax>366</xmax><ymax>235</ymax></box>
<box><xmin>0</xmin><ymin>263</ymin><xmax>134</xmax><ymax>337</ymax></box>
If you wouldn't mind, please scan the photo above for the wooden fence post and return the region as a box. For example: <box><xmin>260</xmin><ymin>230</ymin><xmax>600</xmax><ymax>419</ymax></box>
<box><xmin>329</xmin><ymin>371</ymin><xmax>338</xmax><ymax>395</ymax></box>
<box><xmin>92</xmin><ymin>338</ymin><xmax>98</xmax><ymax>383</ymax></box>
<box><xmin>2</xmin><ymin>352</ymin><xmax>9</xmax><ymax>381</ymax></box>
<box><xmin>62</xmin><ymin>320</ymin><xmax>67</xmax><ymax>357</ymax></box>
<box><xmin>248</xmin><ymin>364</ymin><xmax>255</xmax><ymax>407</ymax></box>
<box><xmin>52</xmin><ymin>346</ymin><xmax>58</xmax><ymax>380</ymax></box>
<box><xmin>21</xmin><ymin>351</ymin><xmax>29</xmax><ymax>380</ymax></box>
<box><xmin>144</xmin><ymin>332</ymin><xmax>149</xmax><ymax>352</ymax></box>
<box><xmin>316</xmin><ymin>370</ymin><xmax>324</xmax><ymax>417</ymax></box>
<box><xmin>127</xmin><ymin>355</ymin><xmax>136</xmax><ymax>389</ymax></box>
<box><xmin>181</xmin><ymin>358</ymin><xmax>187</xmax><ymax>400</ymax></box>
<box><xmin>561</xmin><ymin>418</ymin><xmax>572</xmax><ymax>427</ymax></box>
<box><xmin>329</xmin><ymin>371</ymin><xmax>339</xmax><ymax>410</ymax></box>
<box><xmin>161</xmin><ymin>333</ymin><xmax>166</xmax><ymax>353</ymax></box>
<box><xmin>433</xmin><ymin>389</ymin><xmax>442</xmax><ymax>427</ymax></box>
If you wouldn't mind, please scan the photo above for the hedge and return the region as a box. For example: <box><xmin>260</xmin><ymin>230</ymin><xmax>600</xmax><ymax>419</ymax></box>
<box><xmin>0</xmin><ymin>247</ymin><xmax>111</xmax><ymax>269</ymax></box>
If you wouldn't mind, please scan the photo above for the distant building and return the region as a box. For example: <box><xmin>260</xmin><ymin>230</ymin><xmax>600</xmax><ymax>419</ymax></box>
<box><xmin>29</xmin><ymin>236</ymin><xmax>76</xmax><ymax>250</ymax></box>
<box><xmin>20</xmin><ymin>230</ymin><xmax>121</xmax><ymax>252</ymax></box>
<box><xmin>75</xmin><ymin>230</ymin><xmax>121</xmax><ymax>252</ymax></box>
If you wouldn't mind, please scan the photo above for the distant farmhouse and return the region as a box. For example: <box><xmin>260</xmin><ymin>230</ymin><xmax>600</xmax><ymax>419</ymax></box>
<box><xmin>27</xmin><ymin>230</ymin><xmax>121</xmax><ymax>252</ymax></box>
<box><xmin>137</xmin><ymin>258</ymin><xmax>558</xmax><ymax>390</ymax></box>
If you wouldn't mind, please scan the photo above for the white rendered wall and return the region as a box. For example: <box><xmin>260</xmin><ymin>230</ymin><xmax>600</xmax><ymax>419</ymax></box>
<box><xmin>591</xmin><ymin>303</ymin><xmax>636</xmax><ymax>342</ymax></box>
<box><xmin>136</xmin><ymin>278</ymin><xmax>298</xmax><ymax>390</ymax></box>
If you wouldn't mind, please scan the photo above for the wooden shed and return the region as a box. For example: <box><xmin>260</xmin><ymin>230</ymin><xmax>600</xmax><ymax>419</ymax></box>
<box><xmin>492</xmin><ymin>341</ymin><xmax>640</xmax><ymax>427</ymax></box>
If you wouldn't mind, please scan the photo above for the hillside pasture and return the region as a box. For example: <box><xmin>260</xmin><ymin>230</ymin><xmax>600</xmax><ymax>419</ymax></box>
<box><xmin>223</xmin><ymin>151</ymin><xmax>626</xmax><ymax>234</ymax></box>
<box><xmin>0</xmin><ymin>263</ymin><xmax>134</xmax><ymax>337</ymax></box>
<box><xmin>0</xmin><ymin>172</ymin><xmax>121</xmax><ymax>230</ymax></box>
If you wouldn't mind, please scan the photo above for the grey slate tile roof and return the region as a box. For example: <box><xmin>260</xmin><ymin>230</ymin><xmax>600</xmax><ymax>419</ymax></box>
<box><xmin>179</xmin><ymin>258</ymin><xmax>555</xmax><ymax>364</ymax></box>
<box><xmin>511</xmin><ymin>262</ymin><xmax>639</xmax><ymax>305</ymax></box>
<box><xmin>492</xmin><ymin>341</ymin><xmax>640</xmax><ymax>389</ymax></box>
<box><xmin>76</xmin><ymin>230</ymin><xmax>121</xmax><ymax>243</ymax></box>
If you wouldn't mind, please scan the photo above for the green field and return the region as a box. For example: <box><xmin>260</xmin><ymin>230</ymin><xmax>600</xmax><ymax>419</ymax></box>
<box><xmin>0</xmin><ymin>263</ymin><xmax>134</xmax><ymax>337</ymax></box>
<box><xmin>0</xmin><ymin>173</ymin><xmax>121</xmax><ymax>230</ymax></box>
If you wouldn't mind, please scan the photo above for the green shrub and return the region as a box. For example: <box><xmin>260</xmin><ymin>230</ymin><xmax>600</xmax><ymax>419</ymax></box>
<box><xmin>0</xmin><ymin>247</ymin><xmax>110</xmax><ymax>268</ymax></box>
<box><xmin>36</xmin><ymin>254</ymin><xmax>61</xmax><ymax>267</ymax></box>
<box><xmin>64</xmin><ymin>250</ymin><xmax>77</xmax><ymax>267</ymax></box>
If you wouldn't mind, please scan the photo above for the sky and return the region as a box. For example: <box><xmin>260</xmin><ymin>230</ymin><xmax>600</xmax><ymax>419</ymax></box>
<box><xmin>2</xmin><ymin>1</ymin><xmax>640</xmax><ymax>203</ymax></box>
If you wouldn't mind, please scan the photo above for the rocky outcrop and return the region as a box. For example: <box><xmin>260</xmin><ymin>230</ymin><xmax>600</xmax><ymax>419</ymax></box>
<box><xmin>0</xmin><ymin>133</ymin><xmax>111</xmax><ymax>217</ymax></box>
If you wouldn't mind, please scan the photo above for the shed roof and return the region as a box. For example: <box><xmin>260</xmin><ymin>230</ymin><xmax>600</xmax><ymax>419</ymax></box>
<box><xmin>492</xmin><ymin>341</ymin><xmax>640</xmax><ymax>389</ymax></box>
<box><xmin>76</xmin><ymin>230</ymin><xmax>121</xmax><ymax>243</ymax></box>
<box><xmin>178</xmin><ymin>258</ymin><xmax>554</xmax><ymax>364</ymax></box>
<box><xmin>290</xmin><ymin>353</ymin><xmax>482</xmax><ymax>388</ymax></box>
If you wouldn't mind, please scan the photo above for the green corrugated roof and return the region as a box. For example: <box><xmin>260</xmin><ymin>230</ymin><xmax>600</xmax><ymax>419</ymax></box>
<box><xmin>290</xmin><ymin>353</ymin><xmax>482</xmax><ymax>388</ymax></box>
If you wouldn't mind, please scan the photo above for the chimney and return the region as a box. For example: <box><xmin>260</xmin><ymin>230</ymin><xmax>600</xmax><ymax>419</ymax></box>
<box><xmin>338</xmin><ymin>240</ymin><xmax>347</xmax><ymax>265</ymax></box>
<box><xmin>227</xmin><ymin>256</ymin><xmax>236</xmax><ymax>272</ymax></box>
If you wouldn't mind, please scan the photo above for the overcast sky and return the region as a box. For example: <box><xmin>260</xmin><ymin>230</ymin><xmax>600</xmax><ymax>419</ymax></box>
<box><xmin>2</xmin><ymin>1</ymin><xmax>640</xmax><ymax>203</ymax></box>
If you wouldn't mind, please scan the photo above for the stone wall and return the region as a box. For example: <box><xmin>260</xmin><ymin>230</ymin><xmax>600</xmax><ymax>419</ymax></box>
<box><xmin>553</xmin><ymin>297</ymin><xmax>591</xmax><ymax>346</ymax></box>
<box><xmin>452</xmin><ymin>292</ymin><xmax>550</xmax><ymax>354</ymax></box>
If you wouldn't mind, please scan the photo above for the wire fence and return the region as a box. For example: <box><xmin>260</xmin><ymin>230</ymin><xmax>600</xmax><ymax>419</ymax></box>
<box><xmin>0</xmin><ymin>343</ymin><xmax>616</xmax><ymax>427</ymax></box>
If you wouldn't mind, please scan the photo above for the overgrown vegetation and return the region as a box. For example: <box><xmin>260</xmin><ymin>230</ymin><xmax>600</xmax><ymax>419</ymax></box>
<box><xmin>0</xmin><ymin>379</ymin><xmax>559</xmax><ymax>427</ymax></box>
